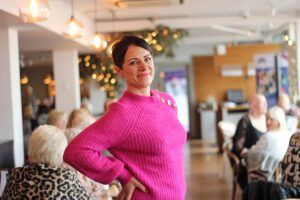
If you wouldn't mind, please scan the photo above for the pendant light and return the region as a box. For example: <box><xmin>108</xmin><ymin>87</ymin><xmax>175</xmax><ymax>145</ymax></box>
<box><xmin>19</xmin><ymin>0</ymin><xmax>50</xmax><ymax>23</ymax></box>
<box><xmin>63</xmin><ymin>0</ymin><xmax>84</xmax><ymax>38</ymax></box>
<box><xmin>106</xmin><ymin>10</ymin><xmax>117</xmax><ymax>57</ymax></box>
<box><xmin>92</xmin><ymin>0</ymin><xmax>107</xmax><ymax>50</ymax></box>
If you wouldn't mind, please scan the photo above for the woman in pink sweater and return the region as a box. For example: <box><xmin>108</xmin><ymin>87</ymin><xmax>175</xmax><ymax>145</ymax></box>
<box><xmin>64</xmin><ymin>36</ymin><xmax>187</xmax><ymax>200</ymax></box>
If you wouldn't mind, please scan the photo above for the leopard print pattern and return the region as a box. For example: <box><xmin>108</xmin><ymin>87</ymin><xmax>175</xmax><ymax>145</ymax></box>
<box><xmin>282</xmin><ymin>132</ymin><xmax>300</xmax><ymax>187</ymax></box>
<box><xmin>1</xmin><ymin>163</ymin><xmax>92</xmax><ymax>200</ymax></box>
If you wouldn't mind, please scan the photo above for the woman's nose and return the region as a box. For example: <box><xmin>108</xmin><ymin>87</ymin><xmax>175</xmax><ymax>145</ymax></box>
<box><xmin>139</xmin><ymin>61</ymin><xmax>148</xmax><ymax>70</ymax></box>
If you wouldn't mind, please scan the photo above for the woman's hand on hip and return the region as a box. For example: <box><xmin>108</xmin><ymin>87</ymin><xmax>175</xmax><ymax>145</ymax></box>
<box><xmin>117</xmin><ymin>177</ymin><xmax>147</xmax><ymax>200</ymax></box>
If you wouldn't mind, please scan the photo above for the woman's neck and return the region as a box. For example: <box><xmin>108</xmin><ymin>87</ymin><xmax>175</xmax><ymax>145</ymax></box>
<box><xmin>126</xmin><ymin>87</ymin><xmax>151</xmax><ymax>96</ymax></box>
<box><xmin>249</xmin><ymin>114</ymin><xmax>267</xmax><ymax>132</ymax></box>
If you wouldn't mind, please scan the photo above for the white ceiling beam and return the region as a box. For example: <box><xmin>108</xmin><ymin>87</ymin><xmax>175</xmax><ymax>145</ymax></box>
<box><xmin>182</xmin><ymin>35</ymin><xmax>264</xmax><ymax>45</ymax></box>
<box><xmin>96</xmin><ymin>14</ymin><xmax>298</xmax><ymax>32</ymax></box>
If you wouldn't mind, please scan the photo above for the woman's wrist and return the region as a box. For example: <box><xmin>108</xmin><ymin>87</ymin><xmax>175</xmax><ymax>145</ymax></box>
<box><xmin>118</xmin><ymin>167</ymin><xmax>133</xmax><ymax>185</ymax></box>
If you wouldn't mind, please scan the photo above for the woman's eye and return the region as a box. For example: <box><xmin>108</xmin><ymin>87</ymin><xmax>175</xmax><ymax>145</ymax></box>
<box><xmin>129</xmin><ymin>60</ymin><xmax>138</xmax><ymax>65</ymax></box>
<box><xmin>145</xmin><ymin>57</ymin><xmax>152</xmax><ymax>62</ymax></box>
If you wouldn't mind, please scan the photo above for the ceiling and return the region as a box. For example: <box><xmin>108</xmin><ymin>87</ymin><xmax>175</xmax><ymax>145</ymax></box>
<box><xmin>76</xmin><ymin>0</ymin><xmax>300</xmax><ymax>35</ymax></box>
<box><xmin>1</xmin><ymin>0</ymin><xmax>300</xmax><ymax>64</ymax></box>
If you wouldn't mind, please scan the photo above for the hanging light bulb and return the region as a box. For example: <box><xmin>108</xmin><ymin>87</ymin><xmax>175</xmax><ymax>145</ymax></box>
<box><xmin>19</xmin><ymin>0</ymin><xmax>50</xmax><ymax>22</ymax></box>
<box><xmin>63</xmin><ymin>16</ymin><xmax>84</xmax><ymax>38</ymax></box>
<box><xmin>92</xmin><ymin>32</ymin><xmax>107</xmax><ymax>50</ymax></box>
<box><xmin>106</xmin><ymin>11</ymin><xmax>117</xmax><ymax>57</ymax></box>
<box><xmin>91</xmin><ymin>0</ymin><xmax>107</xmax><ymax>50</ymax></box>
<box><xmin>63</xmin><ymin>0</ymin><xmax>84</xmax><ymax>38</ymax></box>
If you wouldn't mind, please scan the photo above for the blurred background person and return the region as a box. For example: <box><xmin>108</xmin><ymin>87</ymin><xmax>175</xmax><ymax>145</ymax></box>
<box><xmin>47</xmin><ymin>109</ymin><xmax>68</xmax><ymax>130</ymax></box>
<box><xmin>231</xmin><ymin>93</ymin><xmax>268</xmax><ymax>189</ymax></box>
<box><xmin>277</xmin><ymin>93</ymin><xmax>298</xmax><ymax>135</ymax></box>
<box><xmin>36</xmin><ymin>98</ymin><xmax>51</xmax><ymax>125</ymax></box>
<box><xmin>22</xmin><ymin>84</ymin><xmax>38</xmax><ymax>135</ymax></box>
<box><xmin>1</xmin><ymin>125</ymin><xmax>92</xmax><ymax>199</ymax></box>
<box><xmin>104</xmin><ymin>98</ymin><xmax>118</xmax><ymax>112</ymax></box>
<box><xmin>232</xmin><ymin>94</ymin><xmax>268</xmax><ymax>159</ymax></box>
<box><xmin>81</xmin><ymin>97</ymin><xmax>93</xmax><ymax>114</ymax></box>
<box><xmin>67</xmin><ymin>108</ymin><xmax>96</xmax><ymax>130</ymax></box>
<box><xmin>246</xmin><ymin>106</ymin><xmax>290</xmax><ymax>182</ymax></box>
<box><xmin>282</xmin><ymin>131</ymin><xmax>300</xmax><ymax>187</ymax></box>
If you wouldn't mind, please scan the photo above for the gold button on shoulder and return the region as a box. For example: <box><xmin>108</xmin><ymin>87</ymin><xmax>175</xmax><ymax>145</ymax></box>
<box><xmin>167</xmin><ymin>100</ymin><xmax>172</xmax><ymax>106</ymax></box>
<box><xmin>161</xmin><ymin>98</ymin><xmax>165</xmax><ymax>103</ymax></box>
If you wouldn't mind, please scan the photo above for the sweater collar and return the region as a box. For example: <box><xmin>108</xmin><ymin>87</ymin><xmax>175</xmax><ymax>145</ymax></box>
<box><xmin>122</xmin><ymin>90</ymin><xmax>156</xmax><ymax>101</ymax></box>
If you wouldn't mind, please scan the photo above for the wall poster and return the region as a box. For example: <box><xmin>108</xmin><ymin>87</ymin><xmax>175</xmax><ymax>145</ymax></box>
<box><xmin>254</xmin><ymin>52</ymin><xmax>289</xmax><ymax>107</ymax></box>
<box><xmin>164</xmin><ymin>69</ymin><xmax>190</xmax><ymax>133</ymax></box>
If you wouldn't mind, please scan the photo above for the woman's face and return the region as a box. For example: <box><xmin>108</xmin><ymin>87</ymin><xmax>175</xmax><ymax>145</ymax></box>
<box><xmin>253</xmin><ymin>96</ymin><xmax>267</xmax><ymax>115</ymax></box>
<box><xmin>266</xmin><ymin>114</ymin><xmax>280</xmax><ymax>131</ymax></box>
<box><xmin>117</xmin><ymin>45</ymin><xmax>155</xmax><ymax>93</ymax></box>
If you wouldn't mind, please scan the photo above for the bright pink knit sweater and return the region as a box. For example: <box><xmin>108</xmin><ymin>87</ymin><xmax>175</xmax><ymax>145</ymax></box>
<box><xmin>64</xmin><ymin>90</ymin><xmax>187</xmax><ymax>199</ymax></box>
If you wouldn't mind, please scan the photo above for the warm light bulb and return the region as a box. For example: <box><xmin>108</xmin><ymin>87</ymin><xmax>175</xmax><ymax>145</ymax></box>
<box><xmin>92</xmin><ymin>33</ymin><xmax>107</xmax><ymax>50</ymax></box>
<box><xmin>19</xmin><ymin>0</ymin><xmax>50</xmax><ymax>22</ymax></box>
<box><xmin>63</xmin><ymin>16</ymin><xmax>84</xmax><ymax>38</ymax></box>
<box><xmin>92</xmin><ymin>73</ymin><xmax>97</xmax><ymax>79</ymax></box>
<box><xmin>20</xmin><ymin>75</ymin><xmax>29</xmax><ymax>84</ymax></box>
<box><xmin>110</xmin><ymin>78</ymin><xmax>116</xmax><ymax>84</ymax></box>
<box><xmin>288</xmin><ymin>40</ymin><xmax>294</xmax><ymax>46</ymax></box>
<box><xmin>29</xmin><ymin>0</ymin><xmax>39</xmax><ymax>18</ymax></box>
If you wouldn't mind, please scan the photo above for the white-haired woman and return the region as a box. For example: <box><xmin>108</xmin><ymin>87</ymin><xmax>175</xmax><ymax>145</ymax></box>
<box><xmin>1</xmin><ymin>125</ymin><xmax>92</xmax><ymax>199</ymax></box>
<box><xmin>246</xmin><ymin>106</ymin><xmax>290</xmax><ymax>182</ymax></box>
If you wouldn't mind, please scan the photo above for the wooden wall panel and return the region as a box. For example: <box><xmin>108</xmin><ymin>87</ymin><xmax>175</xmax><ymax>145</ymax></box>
<box><xmin>192</xmin><ymin>56</ymin><xmax>215</xmax><ymax>102</ymax></box>
<box><xmin>193</xmin><ymin>44</ymin><xmax>281</xmax><ymax>105</ymax></box>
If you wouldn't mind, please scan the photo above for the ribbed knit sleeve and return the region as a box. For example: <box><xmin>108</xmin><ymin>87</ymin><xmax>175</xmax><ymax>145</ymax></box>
<box><xmin>63</xmin><ymin>102</ymin><xmax>135</xmax><ymax>185</ymax></box>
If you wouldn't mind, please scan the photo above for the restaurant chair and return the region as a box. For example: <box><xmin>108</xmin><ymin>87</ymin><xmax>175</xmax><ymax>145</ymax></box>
<box><xmin>218</xmin><ymin>121</ymin><xmax>239</xmax><ymax>200</ymax></box>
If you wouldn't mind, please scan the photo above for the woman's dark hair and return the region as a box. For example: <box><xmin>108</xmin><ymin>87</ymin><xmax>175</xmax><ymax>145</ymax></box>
<box><xmin>112</xmin><ymin>35</ymin><xmax>153</xmax><ymax>69</ymax></box>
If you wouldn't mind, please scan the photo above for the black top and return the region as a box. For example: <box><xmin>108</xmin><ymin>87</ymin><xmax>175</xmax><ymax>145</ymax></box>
<box><xmin>231</xmin><ymin>113</ymin><xmax>265</xmax><ymax>158</ymax></box>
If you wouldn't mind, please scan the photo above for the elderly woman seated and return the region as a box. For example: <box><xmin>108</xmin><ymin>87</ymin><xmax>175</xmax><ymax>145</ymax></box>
<box><xmin>1</xmin><ymin>125</ymin><xmax>92</xmax><ymax>199</ymax></box>
<box><xmin>67</xmin><ymin>108</ymin><xmax>96</xmax><ymax>130</ymax></box>
<box><xmin>245</xmin><ymin>106</ymin><xmax>290</xmax><ymax>182</ymax></box>
<box><xmin>47</xmin><ymin>109</ymin><xmax>68</xmax><ymax>130</ymax></box>
<box><xmin>282</xmin><ymin>131</ymin><xmax>300</xmax><ymax>187</ymax></box>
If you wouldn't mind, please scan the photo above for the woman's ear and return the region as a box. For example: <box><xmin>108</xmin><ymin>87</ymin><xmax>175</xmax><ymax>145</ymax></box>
<box><xmin>116</xmin><ymin>66</ymin><xmax>123</xmax><ymax>76</ymax></box>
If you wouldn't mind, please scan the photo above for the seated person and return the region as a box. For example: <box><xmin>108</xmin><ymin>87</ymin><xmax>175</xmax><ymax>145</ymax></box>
<box><xmin>232</xmin><ymin>94</ymin><xmax>268</xmax><ymax>159</ymax></box>
<box><xmin>104</xmin><ymin>98</ymin><xmax>118</xmax><ymax>112</ymax></box>
<box><xmin>278</xmin><ymin>93</ymin><xmax>298</xmax><ymax>135</ymax></box>
<box><xmin>282</xmin><ymin>131</ymin><xmax>300</xmax><ymax>187</ymax></box>
<box><xmin>231</xmin><ymin>94</ymin><xmax>268</xmax><ymax>189</ymax></box>
<box><xmin>47</xmin><ymin>109</ymin><xmax>68</xmax><ymax>130</ymax></box>
<box><xmin>1</xmin><ymin>125</ymin><xmax>92</xmax><ymax>199</ymax></box>
<box><xmin>67</xmin><ymin>108</ymin><xmax>96</xmax><ymax>130</ymax></box>
<box><xmin>245</xmin><ymin>106</ymin><xmax>290</xmax><ymax>182</ymax></box>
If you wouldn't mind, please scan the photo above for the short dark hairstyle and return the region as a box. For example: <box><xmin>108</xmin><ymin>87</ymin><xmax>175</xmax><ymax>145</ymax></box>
<box><xmin>112</xmin><ymin>35</ymin><xmax>153</xmax><ymax>69</ymax></box>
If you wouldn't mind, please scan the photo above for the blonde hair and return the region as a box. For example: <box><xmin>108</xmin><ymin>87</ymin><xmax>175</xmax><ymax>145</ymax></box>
<box><xmin>47</xmin><ymin>109</ymin><xmax>67</xmax><ymax>130</ymax></box>
<box><xmin>268</xmin><ymin>106</ymin><xmax>287</xmax><ymax>132</ymax></box>
<box><xmin>28</xmin><ymin>125</ymin><xmax>68</xmax><ymax>167</ymax></box>
<box><xmin>67</xmin><ymin>108</ymin><xmax>95</xmax><ymax>129</ymax></box>
<box><xmin>64</xmin><ymin>128</ymin><xmax>81</xmax><ymax>143</ymax></box>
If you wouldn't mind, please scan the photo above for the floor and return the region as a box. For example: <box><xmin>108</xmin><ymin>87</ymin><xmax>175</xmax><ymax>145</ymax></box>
<box><xmin>184</xmin><ymin>140</ymin><xmax>242</xmax><ymax>200</ymax></box>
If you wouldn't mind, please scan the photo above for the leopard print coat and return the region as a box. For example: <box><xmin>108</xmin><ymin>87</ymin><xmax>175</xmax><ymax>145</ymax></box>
<box><xmin>282</xmin><ymin>132</ymin><xmax>300</xmax><ymax>187</ymax></box>
<box><xmin>1</xmin><ymin>163</ymin><xmax>92</xmax><ymax>200</ymax></box>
